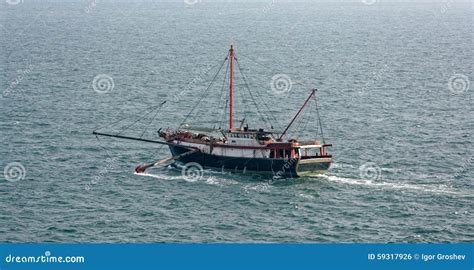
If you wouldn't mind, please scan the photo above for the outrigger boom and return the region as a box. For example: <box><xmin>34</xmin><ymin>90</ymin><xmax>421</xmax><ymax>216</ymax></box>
<box><xmin>92</xmin><ymin>131</ymin><xmax>185</xmax><ymax>147</ymax></box>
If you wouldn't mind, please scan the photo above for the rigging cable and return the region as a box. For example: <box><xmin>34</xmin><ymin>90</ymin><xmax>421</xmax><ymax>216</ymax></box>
<box><xmin>151</xmin><ymin>55</ymin><xmax>231</xmax><ymax>159</ymax></box>
<box><xmin>235</xmin><ymin>58</ymin><xmax>274</xmax><ymax>130</ymax></box>
<box><xmin>221</xmin><ymin>99</ymin><xmax>229</xmax><ymax>130</ymax></box>
<box><xmin>290</xmin><ymin>101</ymin><xmax>309</xmax><ymax>139</ymax></box>
<box><xmin>180</xmin><ymin>52</ymin><xmax>229</xmax><ymax>127</ymax></box>
<box><xmin>217</xmin><ymin>59</ymin><xmax>230</xmax><ymax>129</ymax></box>
<box><xmin>314</xmin><ymin>95</ymin><xmax>325</xmax><ymax>144</ymax></box>
<box><xmin>297</xmin><ymin>99</ymin><xmax>314</xmax><ymax>140</ymax></box>
<box><xmin>140</xmin><ymin>100</ymin><xmax>167</xmax><ymax>138</ymax></box>
<box><xmin>93</xmin><ymin>103</ymin><xmax>165</xmax><ymax>134</ymax></box>
<box><xmin>234</xmin><ymin>66</ymin><xmax>248</xmax><ymax>123</ymax></box>
<box><xmin>236</xmin><ymin>54</ymin><xmax>287</xmax><ymax>130</ymax></box>
<box><xmin>115</xmin><ymin>105</ymin><xmax>164</xmax><ymax>136</ymax></box>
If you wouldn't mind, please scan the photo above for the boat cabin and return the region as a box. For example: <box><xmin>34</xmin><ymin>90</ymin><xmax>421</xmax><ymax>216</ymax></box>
<box><xmin>224</xmin><ymin>128</ymin><xmax>274</xmax><ymax>146</ymax></box>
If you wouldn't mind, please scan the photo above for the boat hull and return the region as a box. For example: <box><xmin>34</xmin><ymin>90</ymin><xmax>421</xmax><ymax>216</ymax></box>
<box><xmin>169</xmin><ymin>145</ymin><xmax>331</xmax><ymax>178</ymax></box>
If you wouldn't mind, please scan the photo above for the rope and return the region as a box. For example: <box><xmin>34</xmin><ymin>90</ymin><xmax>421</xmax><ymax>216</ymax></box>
<box><xmin>218</xmin><ymin>60</ymin><xmax>230</xmax><ymax>129</ymax></box>
<box><xmin>298</xmin><ymin>100</ymin><xmax>313</xmax><ymax>139</ymax></box>
<box><xmin>220</xmin><ymin>99</ymin><xmax>228</xmax><ymax>129</ymax></box>
<box><xmin>93</xmin><ymin>103</ymin><xmax>163</xmax><ymax>133</ymax></box>
<box><xmin>234</xmin><ymin>69</ymin><xmax>248</xmax><ymax>123</ymax></box>
<box><xmin>180</xmin><ymin>53</ymin><xmax>229</xmax><ymax>127</ymax></box>
<box><xmin>152</xmin><ymin>54</ymin><xmax>230</xmax><ymax>160</ymax></box>
<box><xmin>140</xmin><ymin>101</ymin><xmax>167</xmax><ymax>138</ymax></box>
<box><xmin>314</xmin><ymin>96</ymin><xmax>325</xmax><ymax>143</ymax></box>
<box><xmin>115</xmin><ymin>105</ymin><xmax>163</xmax><ymax>136</ymax></box>
<box><xmin>235</xmin><ymin>58</ymin><xmax>273</xmax><ymax>130</ymax></box>
<box><xmin>95</xmin><ymin>135</ymin><xmax>114</xmax><ymax>159</ymax></box>
<box><xmin>235</xmin><ymin>57</ymin><xmax>281</xmax><ymax>130</ymax></box>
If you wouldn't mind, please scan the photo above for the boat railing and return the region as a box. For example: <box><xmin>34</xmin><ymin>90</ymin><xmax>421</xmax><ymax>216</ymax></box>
<box><xmin>297</xmin><ymin>140</ymin><xmax>321</xmax><ymax>146</ymax></box>
<box><xmin>300</xmin><ymin>155</ymin><xmax>332</xmax><ymax>160</ymax></box>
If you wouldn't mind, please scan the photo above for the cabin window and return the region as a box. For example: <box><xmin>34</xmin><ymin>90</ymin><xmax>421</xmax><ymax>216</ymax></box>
<box><xmin>270</xmin><ymin>149</ymin><xmax>293</xmax><ymax>159</ymax></box>
<box><xmin>278</xmin><ymin>149</ymin><xmax>284</xmax><ymax>158</ymax></box>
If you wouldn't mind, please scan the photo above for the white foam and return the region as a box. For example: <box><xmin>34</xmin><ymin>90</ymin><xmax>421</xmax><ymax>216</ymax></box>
<box><xmin>134</xmin><ymin>171</ymin><xmax>239</xmax><ymax>186</ymax></box>
<box><xmin>243</xmin><ymin>183</ymin><xmax>272</xmax><ymax>193</ymax></box>
<box><xmin>134</xmin><ymin>172</ymin><xmax>182</xmax><ymax>181</ymax></box>
<box><xmin>297</xmin><ymin>193</ymin><xmax>315</xmax><ymax>200</ymax></box>
<box><xmin>330</xmin><ymin>163</ymin><xmax>355</xmax><ymax>169</ymax></box>
<box><xmin>135</xmin><ymin>171</ymin><xmax>466</xmax><ymax>196</ymax></box>
<box><xmin>319</xmin><ymin>174</ymin><xmax>462</xmax><ymax>195</ymax></box>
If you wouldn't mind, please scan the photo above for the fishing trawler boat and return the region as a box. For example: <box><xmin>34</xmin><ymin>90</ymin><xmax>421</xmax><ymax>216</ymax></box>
<box><xmin>93</xmin><ymin>46</ymin><xmax>332</xmax><ymax>178</ymax></box>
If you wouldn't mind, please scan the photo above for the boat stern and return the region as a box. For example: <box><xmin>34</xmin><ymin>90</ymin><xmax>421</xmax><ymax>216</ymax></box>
<box><xmin>295</xmin><ymin>143</ymin><xmax>332</xmax><ymax>177</ymax></box>
<box><xmin>296</xmin><ymin>156</ymin><xmax>332</xmax><ymax>177</ymax></box>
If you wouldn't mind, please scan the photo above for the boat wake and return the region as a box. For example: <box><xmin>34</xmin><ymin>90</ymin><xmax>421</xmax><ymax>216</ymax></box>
<box><xmin>318</xmin><ymin>174</ymin><xmax>462</xmax><ymax>195</ymax></box>
<box><xmin>134</xmin><ymin>167</ymin><xmax>241</xmax><ymax>186</ymax></box>
<box><xmin>134</xmin><ymin>172</ymin><xmax>182</xmax><ymax>181</ymax></box>
<box><xmin>134</xmin><ymin>164</ymin><xmax>466</xmax><ymax>196</ymax></box>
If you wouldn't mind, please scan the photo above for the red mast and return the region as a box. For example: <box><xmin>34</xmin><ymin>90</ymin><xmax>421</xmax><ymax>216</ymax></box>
<box><xmin>229</xmin><ymin>45</ymin><xmax>234</xmax><ymax>130</ymax></box>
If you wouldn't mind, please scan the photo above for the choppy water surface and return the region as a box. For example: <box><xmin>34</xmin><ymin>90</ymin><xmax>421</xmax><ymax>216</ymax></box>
<box><xmin>0</xmin><ymin>0</ymin><xmax>472</xmax><ymax>242</ymax></box>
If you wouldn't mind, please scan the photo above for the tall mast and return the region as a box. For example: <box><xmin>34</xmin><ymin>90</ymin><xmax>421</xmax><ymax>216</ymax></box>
<box><xmin>229</xmin><ymin>45</ymin><xmax>234</xmax><ymax>130</ymax></box>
